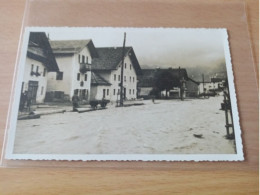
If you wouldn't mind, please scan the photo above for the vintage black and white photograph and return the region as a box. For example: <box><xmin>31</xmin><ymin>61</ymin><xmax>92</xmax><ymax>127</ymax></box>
<box><xmin>5</xmin><ymin>27</ymin><xmax>243</xmax><ymax>161</ymax></box>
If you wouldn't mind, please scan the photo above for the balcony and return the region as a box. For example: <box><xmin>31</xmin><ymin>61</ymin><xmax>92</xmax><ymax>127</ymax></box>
<box><xmin>79</xmin><ymin>63</ymin><xmax>91</xmax><ymax>74</ymax></box>
<box><xmin>30</xmin><ymin>71</ymin><xmax>41</xmax><ymax>77</ymax></box>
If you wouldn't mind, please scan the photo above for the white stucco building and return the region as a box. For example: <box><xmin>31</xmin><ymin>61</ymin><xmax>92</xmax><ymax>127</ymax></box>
<box><xmin>199</xmin><ymin>82</ymin><xmax>220</xmax><ymax>94</ymax></box>
<box><xmin>21</xmin><ymin>32</ymin><xmax>59</xmax><ymax>104</ymax></box>
<box><xmin>90</xmin><ymin>47</ymin><xmax>142</xmax><ymax>102</ymax></box>
<box><xmin>46</xmin><ymin>40</ymin><xmax>98</xmax><ymax>101</ymax></box>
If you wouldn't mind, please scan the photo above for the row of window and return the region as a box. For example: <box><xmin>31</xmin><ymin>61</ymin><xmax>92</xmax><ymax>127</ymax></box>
<box><xmin>77</xmin><ymin>73</ymin><xmax>88</xmax><ymax>81</ymax></box>
<box><xmin>113</xmin><ymin>89</ymin><xmax>135</xmax><ymax>95</ymax></box>
<box><xmin>31</xmin><ymin>64</ymin><xmax>46</xmax><ymax>77</ymax></box>
<box><xmin>56</xmin><ymin>72</ymin><xmax>135</xmax><ymax>84</ymax></box>
<box><xmin>114</xmin><ymin>74</ymin><xmax>135</xmax><ymax>82</ymax></box>
<box><xmin>74</xmin><ymin>89</ymin><xmax>89</xmax><ymax>99</ymax></box>
<box><xmin>56</xmin><ymin>72</ymin><xmax>88</xmax><ymax>82</ymax></box>
<box><xmin>78</xmin><ymin>54</ymin><xmax>89</xmax><ymax>64</ymax></box>
<box><xmin>103</xmin><ymin>88</ymin><xmax>136</xmax><ymax>96</ymax></box>
<box><xmin>119</xmin><ymin>63</ymin><xmax>132</xmax><ymax>70</ymax></box>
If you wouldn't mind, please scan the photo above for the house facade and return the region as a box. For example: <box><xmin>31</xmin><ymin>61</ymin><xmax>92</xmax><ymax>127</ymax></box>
<box><xmin>22</xmin><ymin>32</ymin><xmax>59</xmax><ymax>104</ymax></box>
<box><xmin>46</xmin><ymin>40</ymin><xmax>98</xmax><ymax>101</ymax></box>
<box><xmin>198</xmin><ymin>82</ymin><xmax>219</xmax><ymax>94</ymax></box>
<box><xmin>90</xmin><ymin>47</ymin><xmax>142</xmax><ymax>102</ymax></box>
<box><xmin>198</xmin><ymin>76</ymin><xmax>226</xmax><ymax>94</ymax></box>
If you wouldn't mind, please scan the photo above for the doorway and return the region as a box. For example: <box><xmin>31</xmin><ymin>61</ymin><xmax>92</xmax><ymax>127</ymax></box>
<box><xmin>28</xmin><ymin>80</ymin><xmax>38</xmax><ymax>104</ymax></box>
<box><xmin>103</xmin><ymin>89</ymin><xmax>106</xmax><ymax>99</ymax></box>
<box><xmin>124</xmin><ymin>88</ymin><xmax>126</xmax><ymax>100</ymax></box>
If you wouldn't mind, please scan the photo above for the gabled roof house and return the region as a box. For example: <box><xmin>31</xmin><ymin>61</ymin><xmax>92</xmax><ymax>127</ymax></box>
<box><xmin>22</xmin><ymin>32</ymin><xmax>59</xmax><ymax>104</ymax></box>
<box><xmin>46</xmin><ymin>39</ymin><xmax>98</xmax><ymax>101</ymax></box>
<box><xmin>90</xmin><ymin>46</ymin><xmax>142</xmax><ymax>101</ymax></box>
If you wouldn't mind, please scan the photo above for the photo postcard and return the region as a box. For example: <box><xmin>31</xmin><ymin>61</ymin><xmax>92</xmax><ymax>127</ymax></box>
<box><xmin>3</xmin><ymin>27</ymin><xmax>243</xmax><ymax>161</ymax></box>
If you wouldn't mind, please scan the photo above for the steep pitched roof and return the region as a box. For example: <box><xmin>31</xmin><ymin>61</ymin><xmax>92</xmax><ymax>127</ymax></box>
<box><xmin>91</xmin><ymin>71</ymin><xmax>111</xmax><ymax>86</ymax></box>
<box><xmin>211</xmin><ymin>77</ymin><xmax>225</xmax><ymax>83</ymax></box>
<box><xmin>92</xmin><ymin>47</ymin><xmax>142</xmax><ymax>75</ymax></box>
<box><xmin>187</xmin><ymin>77</ymin><xmax>199</xmax><ymax>85</ymax></box>
<box><xmin>50</xmin><ymin>40</ymin><xmax>98</xmax><ymax>58</ymax></box>
<box><xmin>27</xmin><ymin>32</ymin><xmax>59</xmax><ymax>72</ymax></box>
<box><xmin>138</xmin><ymin>68</ymin><xmax>188</xmax><ymax>88</ymax></box>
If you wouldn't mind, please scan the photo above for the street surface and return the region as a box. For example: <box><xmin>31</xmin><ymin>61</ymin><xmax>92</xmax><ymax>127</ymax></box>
<box><xmin>13</xmin><ymin>95</ymin><xmax>236</xmax><ymax>154</ymax></box>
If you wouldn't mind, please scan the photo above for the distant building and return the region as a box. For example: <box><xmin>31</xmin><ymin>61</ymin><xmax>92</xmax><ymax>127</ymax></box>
<box><xmin>47</xmin><ymin>40</ymin><xmax>98</xmax><ymax>101</ymax></box>
<box><xmin>135</xmin><ymin>69</ymin><xmax>155</xmax><ymax>98</ymax></box>
<box><xmin>22</xmin><ymin>32</ymin><xmax>59</xmax><ymax>104</ymax></box>
<box><xmin>211</xmin><ymin>77</ymin><xmax>225</xmax><ymax>90</ymax></box>
<box><xmin>90</xmin><ymin>71</ymin><xmax>112</xmax><ymax>100</ymax></box>
<box><xmin>186</xmin><ymin>78</ymin><xmax>199</xmax><ymax>97</ymax></box>
<box><xmin>137</xmin><ymin>68</ymin><xmax>191</xmax><ymax>99</ymax></box>
<box><xmin>198</xmin><ymin>82</ymin><xmax>218</xmax><ymax>94</ymax></box>
<box><xmin>90</xmin><ymin>47</ymin><xmax>142</xmax><ymax>102</ymax></box>
<box><xmin>198</xmin><ymin>77</ymin><xmax>226</xmax><ymax>94</ymax></box>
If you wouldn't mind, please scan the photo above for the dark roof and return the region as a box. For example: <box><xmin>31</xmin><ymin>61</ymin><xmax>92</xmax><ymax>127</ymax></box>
<box><xmin>92</xmin><ymin>47</ymin><xmax>142</xmax><ymax>75</ymax></box>
<box><xmin>91</xmin><ymin>71</ymin><xmax>111</xmax><ymax>86</ymax></box>
<box><xmin>27</xmin><ymin>32</ymin><xmax>59</xmax><ymax>72</ymax></box>
<box><xmin>138</xmin><ymin>68</ymin><xmax>188</xmax><ymax>87</ymax></box>
<box><xmin>211</xmin><ymin>77</ymin><xmax>225</xmax><ymax>82</ymax></box>
<box><xmin>50</xmin><ymin>40</ymin><xmax>98</xmax><ymax>58</ymax></box>
<box><xmin>187</xmin><ymin>77</ymin><xmax>199</xmax><ymax>85</ymax></box>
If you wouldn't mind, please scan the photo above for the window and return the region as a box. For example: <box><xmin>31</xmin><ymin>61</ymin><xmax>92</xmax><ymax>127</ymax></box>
<box><xmin>33</xmin><ymin>66</ymin><xmax>40</xmax><ymax>76</ymax></box>
<box><xmin>84</xmin><ymin>74</ymin><xmax>87</xmax><ymax>81</ymax></box>
<box><xmin>78</xmin><ymin>55</ymin><xmax>81</xmax><ymax>63</ymax></box>
<box><xmin>130</xmin><ymin>64</ymin><xmax>132</xmax><ymax>70</ymax></box>
<box><xmin>74</xmin><ymin>89</ymin><xmax>79</xmax><ymax>96</ymax></box>
<box><xmin>77</xmin><ymin>73</ymin><xmax>80</xmax><ymax>81</ymax></box>
<box><xmin>82</xmin><ymin>55</ymin><xmax>85</xmax><ymax>63</ymax></box>
<box><xmin>125</xmin><ymin>63</ymin><xmax>127</xmax><ymax>69</ymax></box>
<box><xmin>130</xmin><ymin>76</ymin><xmax>131</xmax><ymax>82</ymax></box>
<box><xmin>86</xmin><ymin>89</ymin><xmax>89</xmax><ymax>99</ymax></box>
<box><xmin>133</xmin><ymin>89</ymin><xmax>135</xmax><ymax>95</ymax></box>
<box><xmin>56</xmin><ymin>72</ymin><xmax>63</xmax><ymax>80</ymax></box>
<box><xmin>129</xmin><ymin>89</ymin><xmax>131</xmax><ymax>94</ymax></box>
<box><xmin>118</xmin><ymin>89</ymin><xmax>120</xmax><ymax>95</ymax></box>
<box><xmin>82</xmin><ymin>89</ymin><xmax>86</xmax><ymax>99</ymax></box>
<box><xmin>86</xmin><ymin>56</ymin><xmax>89</xmax><ymax>64</ymax></box>
<box><xmin>113</xmin><ymin>89</ymin><xmax>116</xmax><ymax>95</ymax></box>
<box><xmin>124</xmin><ymin>76</ymin><xmax>126</xmax><ymax>82</ymax></box>
<box><xmin>133</xmin><ymin>77</ymin><xmax>135</xmax><ymax>82</ymax></box>
<box><xmin>41</xmin><ymin>86</ymin><xmax>44</xmax><ymax>95</ymax></box>
<box><xmin>43</xmin><ymin>68</ymin><xmax>46</xmax><ymax>77</ymax></box>
<box><xmin>114</xmin><ymin>74</ymin><xmax>116</xmax><ymax>81</ymax></box>
<box><xmin>107</xmin><ymin>89</ymin><xmax>109</xmax><ymax>96</ymax></box>
<box><xmin>103</xmin><ymin>89</ymin><xmax>106</xmax><ymax>98</ymax></box>
<box><xmin>31</xmin><ymin>64</ymin><xmax>34</xmax><ymax>72</ymax></box>
<box><xmin>118</xmin><ymin>75</ymin><xmax>120</xmax><ymax>81</ymax></box>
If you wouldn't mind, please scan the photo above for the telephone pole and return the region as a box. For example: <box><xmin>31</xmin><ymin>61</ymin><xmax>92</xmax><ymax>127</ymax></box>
<box><xmin>119</xmin><ymin>32</ymin><xmax>126</xmax><ymax>107</ymax></box>
<box><xmin>202</xmin><ymin>74</ymin><xmax>205</xmax><ymax>98</ymax></box>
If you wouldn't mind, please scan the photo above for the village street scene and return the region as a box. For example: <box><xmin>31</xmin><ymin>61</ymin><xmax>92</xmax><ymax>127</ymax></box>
<box><xmin>13</xmin><ymin>28</ymin><xmax>236</xmax><ymax>155</ymax></box>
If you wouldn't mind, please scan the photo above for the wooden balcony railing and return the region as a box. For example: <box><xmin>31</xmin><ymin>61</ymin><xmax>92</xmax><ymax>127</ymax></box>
<box><xmin>79</xmin><ymin>63</ymin><xmax>91</xmax><ymax>74</ymax></box>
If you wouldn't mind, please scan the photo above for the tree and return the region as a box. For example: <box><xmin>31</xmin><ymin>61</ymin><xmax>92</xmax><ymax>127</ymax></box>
<box><xmin>153</xmin><ymin>70</ymin><xmax>177</xmax><ymax>98</ymax></box>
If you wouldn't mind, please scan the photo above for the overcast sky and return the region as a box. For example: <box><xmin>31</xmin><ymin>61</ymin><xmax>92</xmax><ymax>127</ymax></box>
<box><xmin>43</xmin><ymin>27</ymin><xmax>227</xmax><ymax>69</ymax></box>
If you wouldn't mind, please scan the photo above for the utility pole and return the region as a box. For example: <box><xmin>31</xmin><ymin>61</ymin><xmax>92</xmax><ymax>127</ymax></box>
<box><xmin>119</xmin><ymin>32</ymin><xmax>126</xmax><ymax>107</ymax></box>
<box><xmin>202</xmin><ymin>74</ymin><xmax>205</xmax><ymax>98</ymax></box>
<box><xmin>178</xmin><ymin>66</ymin><xmax>181</xmax><ymax>99</ymax></box>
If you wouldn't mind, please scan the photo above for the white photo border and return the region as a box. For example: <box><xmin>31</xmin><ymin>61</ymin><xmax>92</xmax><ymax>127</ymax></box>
<box><xmin>3</xmin><ymin>27</ymin><xmax>244</xmax><ymax>162</ymax></box>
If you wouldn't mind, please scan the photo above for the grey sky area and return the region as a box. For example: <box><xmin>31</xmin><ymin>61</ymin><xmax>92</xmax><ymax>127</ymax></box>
<box><xmin>47</xmin><ymin>27</ymin><xmax>227</xmax><ymax>71</ymax></box>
